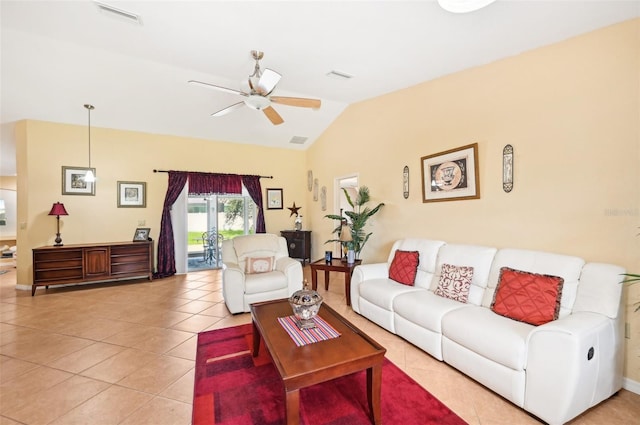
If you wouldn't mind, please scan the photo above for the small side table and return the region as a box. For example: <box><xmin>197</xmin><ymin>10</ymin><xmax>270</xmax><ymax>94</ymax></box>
<box><xmin>310</xmin><ymin>258</ymin><xmax>362</xmax><ymax>306</ymax></box>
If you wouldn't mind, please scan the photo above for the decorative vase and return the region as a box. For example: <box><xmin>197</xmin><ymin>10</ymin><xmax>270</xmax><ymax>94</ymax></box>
<box><xmin>289</xmin><ymin>285</ymin><xmax>323</xmax><ymax>329</ymax></box>
<box><xmin>347</xmin><ymin>250</ymin><xmax>356</xmax><ymax>264</ymax></box>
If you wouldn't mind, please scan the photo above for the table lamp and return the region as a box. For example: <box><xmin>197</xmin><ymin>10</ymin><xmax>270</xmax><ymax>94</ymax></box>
<box><xmin>48</xmin><ymin>202</ymin><xmax>69</xmax><ymax>246</ymax></box>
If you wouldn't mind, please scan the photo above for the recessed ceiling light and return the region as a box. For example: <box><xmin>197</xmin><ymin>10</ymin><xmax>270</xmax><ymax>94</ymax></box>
<box><xmin>438</xmin><ymin>0</ymin><xmax>497</xmax><ymax>14</ymax></box>
<box><xmin>326</xmin><ymin>70</ymin><xmax>353</xmax><ymax>80</ymax></box>
<box><xmin>94</xmin><ymin>1</ymin><xmax>143</xmax><ymax>25</ymax></box>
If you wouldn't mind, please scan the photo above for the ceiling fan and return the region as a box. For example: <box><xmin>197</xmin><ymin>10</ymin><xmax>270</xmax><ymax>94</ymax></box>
<box><xmin>189</xmin><ymin>50</ymin><xmax>321</xmax><ymax>125</ymax></box>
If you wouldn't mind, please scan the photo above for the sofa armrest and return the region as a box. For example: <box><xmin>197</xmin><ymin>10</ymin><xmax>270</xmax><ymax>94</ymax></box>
<box><xmin>275</xmin><ymin>257</ymin><xmax>304</xmax><ymax>296</ymax></box>
<box><xmin>524</xmin><ymin>312</ymin><xmax>622</xmax><ymax>425</ymax></box>
<box><xmin>351</xmin><ymin>263</ymin><xmax>389</xmax><ymax>313</ymax></box>
<box><xmin>222</xmin><ymin>262</ymin><xmax>245</xmax><ymax>314</ymax></box>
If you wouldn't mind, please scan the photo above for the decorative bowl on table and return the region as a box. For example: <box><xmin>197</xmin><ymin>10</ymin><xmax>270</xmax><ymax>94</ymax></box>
<box><xmin>289</xmin><ymin>288</ymin><xmax>323</xmax><ymax>329</ymax></box>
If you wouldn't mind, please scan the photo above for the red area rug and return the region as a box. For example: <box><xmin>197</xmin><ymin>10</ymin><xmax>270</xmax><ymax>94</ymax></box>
<box><xmin>193</xmin><ymin>324</ymin><xmax>466</xmax><ymax>425</ymax></box>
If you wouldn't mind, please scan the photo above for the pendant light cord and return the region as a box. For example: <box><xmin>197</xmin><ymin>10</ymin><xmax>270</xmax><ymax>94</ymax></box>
<box><xmin>84</xmin><ymin>104</ymin><xmax>94</xmax><ymax>168</ymax></box>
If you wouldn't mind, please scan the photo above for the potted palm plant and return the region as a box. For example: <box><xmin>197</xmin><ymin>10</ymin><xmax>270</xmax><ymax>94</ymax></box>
<box><xmin>325</xmin><ymin>186</ymin><xmax>384</xmax><ymax>260</ymax></box>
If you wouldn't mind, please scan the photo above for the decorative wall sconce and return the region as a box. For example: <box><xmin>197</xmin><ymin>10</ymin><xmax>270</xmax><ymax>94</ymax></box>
<box><xmin>503</xmin><ymin>144</ymin><xmax>514</xmax><ymax>193</ymax></box>
<box><xmin>48</xmin><ymin>202</ymin><xmax>69</xmax><ymax>246</ymax></box>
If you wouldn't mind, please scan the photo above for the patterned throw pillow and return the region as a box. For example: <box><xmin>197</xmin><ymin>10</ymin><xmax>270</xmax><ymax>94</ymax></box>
<box><xmin>434</xmin><ymin>263</ymin><xmax>474</xmax><ymax>302</ymax></box>
<box><xmin>388</xmin><ymin>250</ymin><xmax>420</xmax><ymax>286</ymax></box>
<box><xmin>491</xmin><ymin>267</ymin><xmax>564</xmax><ymax>326</ymax></box>
<box><xmin>245</xmin><ymin>256</ymin><xmax>274</xmax><ymax>274</ymax></box>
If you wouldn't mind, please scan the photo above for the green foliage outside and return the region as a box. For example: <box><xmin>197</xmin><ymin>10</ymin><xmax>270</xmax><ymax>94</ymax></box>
<box><xmin>187</xmin><ymin>230</ymin><xmax>245</xmax><ymax>245</ymax></box>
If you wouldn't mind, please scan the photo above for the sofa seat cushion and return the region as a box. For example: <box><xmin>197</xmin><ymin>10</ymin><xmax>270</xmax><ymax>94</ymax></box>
<box><xmin>394</xmin><ymin>290</ymin><xmax>471</xmax><ymax>334</ymax></box>
<box><xmin>244</xmin><ymin>271</ymin><xmax>287</xmax><ymax>295</ymax></box>
<box><xmin>359</xmin><ymin>278</ymin><xmax>424</xmax><ymax>311</ymax></box>
<box><xmin>442</xmin><ymin>306</ymin><xmax>533</xmax><ymax>370</ymax></box>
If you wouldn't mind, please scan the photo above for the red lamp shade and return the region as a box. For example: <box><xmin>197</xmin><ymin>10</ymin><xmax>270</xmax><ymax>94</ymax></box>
<box><xmin>48</xmin><ymin>202</ymin><xmax>69</xmax><ymax>216</ymax></box>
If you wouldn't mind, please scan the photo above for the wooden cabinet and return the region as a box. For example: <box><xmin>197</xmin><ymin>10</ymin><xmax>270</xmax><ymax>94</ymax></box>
<box><xmin>32</xmin><ymin>241</ymin><xmax>153</xmax><ymax>296</ymax></box>
<box><xmin>280</xmin><ymin>230</ymin><xmax>311</xmax><ymax>265</ymax></box>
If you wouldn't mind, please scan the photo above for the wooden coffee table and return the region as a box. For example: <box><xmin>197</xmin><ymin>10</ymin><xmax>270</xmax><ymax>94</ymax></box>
<box><xmin>251</xmin><ymin>298</ymin><xmax>386</xmax><ymax>425</ymax></box>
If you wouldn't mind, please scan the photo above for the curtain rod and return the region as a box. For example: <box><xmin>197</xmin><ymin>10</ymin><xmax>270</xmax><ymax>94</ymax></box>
<box><xmin>153</xmin><ymin>169</ymin><xmax>273</xmax><ymax>179</ymax></box>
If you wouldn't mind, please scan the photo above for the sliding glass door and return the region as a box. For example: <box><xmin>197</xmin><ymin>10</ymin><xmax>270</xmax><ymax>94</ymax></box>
<box><xmin>187</xmin><ymin>194</ymin><xmax>255</xmax><ymax>271</ymax></box>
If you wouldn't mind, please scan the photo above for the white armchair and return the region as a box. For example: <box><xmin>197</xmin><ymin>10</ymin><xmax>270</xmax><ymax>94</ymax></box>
<box><xmin>221</xmin><ymin>233</ymin><xmax>303</xmax><ymax>314</ymax></box>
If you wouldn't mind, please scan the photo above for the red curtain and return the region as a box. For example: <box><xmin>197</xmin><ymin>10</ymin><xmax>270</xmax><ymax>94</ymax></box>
<box><xmin>242</xmin><ymin>175</ymin><xmax>266</xmax><ymax>233</ymax></box>
<box><xmin>187</xmin><ymin>172</ymin><xmax>242</xmax><ymax>195</ymax></box>
<box><xmin>154</xmin><ymin>171</ymin><xmax>188</xmax><ymax>278</ymax></box>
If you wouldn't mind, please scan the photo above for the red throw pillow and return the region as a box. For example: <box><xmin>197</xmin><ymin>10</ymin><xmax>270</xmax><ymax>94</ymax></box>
<box><xmin>389</xmin><ymin>250</ymin><xmax>420</xmax><ymax>286</ymax></box>
<box><xmin>491</xmin><ymin>267</ymin><xmax>564</xmax><ymax>326</ymax></box>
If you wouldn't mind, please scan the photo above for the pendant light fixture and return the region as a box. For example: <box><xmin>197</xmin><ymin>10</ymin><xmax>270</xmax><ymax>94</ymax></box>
<box><xmin>84</xmin><ymin>104</ymin><xmax>96</xmax><ymax>183</ymax></box>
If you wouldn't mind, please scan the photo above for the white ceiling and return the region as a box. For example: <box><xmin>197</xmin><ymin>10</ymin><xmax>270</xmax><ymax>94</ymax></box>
<box><xmin>1</xmin><ymin>0</ymin><xmax>639</xmax><ymax>176</ymax></box>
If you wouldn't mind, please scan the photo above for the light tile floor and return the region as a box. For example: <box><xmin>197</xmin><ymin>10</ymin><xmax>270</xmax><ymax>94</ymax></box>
<box><xmin>1</xmin><ymin>266</ymin><xmax>638</xmax><ymax>424</ymax></box>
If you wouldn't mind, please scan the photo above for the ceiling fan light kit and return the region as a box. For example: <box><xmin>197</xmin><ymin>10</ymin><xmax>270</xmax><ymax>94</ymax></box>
<box><xmin>189</xmin><ymin>50</ymin><xmax>321</xmax><ymax>125</ymax></box>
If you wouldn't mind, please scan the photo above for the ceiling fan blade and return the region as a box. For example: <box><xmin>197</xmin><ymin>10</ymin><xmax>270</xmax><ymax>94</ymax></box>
<box><xmin>211</xmin><ymin>102</ymin><xmax>245</xmax><ymax>117</ymax></box>
<box><xmin>262</xmin><ymin>106</ymin><xmax>284</xmax><ymax>125</ymax></box>
<box><xmin>271</xmin><ymin>96</ymin><xmax>321</xmax><ymax>109</ymax></box>
<box><xmin>256</xmin><ymin>68</ymin><xmax>281</xmax><ymax>95</ymax></box>
<box><xmin>188</xmin><ymin>80</ymin><xmax>248</xmax><ymax>97</ymax></box>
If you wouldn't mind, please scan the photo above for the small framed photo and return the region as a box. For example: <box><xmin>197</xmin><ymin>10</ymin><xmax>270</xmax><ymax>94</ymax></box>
<box><xmin>266</xmin><ymin>188</ymin><xmax>283</xmax><ymax>210</ymax></box>
<box><xmin>118</xmin><ymin>181</ymin><xmax>146</xmax><ymax>208</ymax></box>
<box><xmin>62</xmin><ymin>166</ymin><xmax>96</xmax><ymax>196</ymax></box>
<box><xmin>133</xmin><ymin>227</ymin><xmax>150</xmax><ymax>242</ymax></box>
<box><xmin>421</xmin><ymin>143</ymin><xmax>480</xmax><ymax>203</ymax></box>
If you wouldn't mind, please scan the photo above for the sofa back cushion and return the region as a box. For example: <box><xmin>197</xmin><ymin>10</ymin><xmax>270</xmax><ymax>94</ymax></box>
<box><xmin>388</xmin><ymin>239</ymin><xmax>445</xmax><ymax>289</ymax></box>
<box><xmin>482</xmin><ymin>249</ymin><xmax>585</xmax><ymax>318</ymax></box>
<box><xmin>573</xmin><ymin>262</ymin><xmax>625</xmax><ymax>319</ymax></box>
<box><xmin>431</xmin><ymin>244</ymin><xmax>497</xmax><ymax>305</ymax></box>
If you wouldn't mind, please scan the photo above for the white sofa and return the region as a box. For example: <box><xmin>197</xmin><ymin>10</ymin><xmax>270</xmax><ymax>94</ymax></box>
<box><xmin>351</xmin><ymin>239</ymin><xmax>625</xmax><ymax>425</ymax></box>
<box><xmin>222</xmin><ymin>233</ymin><xmax>303</xmax><ymax>314</ymax></box>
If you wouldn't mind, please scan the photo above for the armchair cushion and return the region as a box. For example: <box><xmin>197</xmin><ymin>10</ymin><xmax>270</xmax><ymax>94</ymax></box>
<box><xmin>245</xmin><ymin>256</ymin><xmax>275</xmax><ymax>274</ymax></box>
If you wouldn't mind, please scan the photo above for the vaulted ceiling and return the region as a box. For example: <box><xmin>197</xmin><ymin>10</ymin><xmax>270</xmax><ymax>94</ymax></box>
<box><xmin>1</xmin><ymin>1</ymin><xmax>638</xmax><ymax>175</ymax></box>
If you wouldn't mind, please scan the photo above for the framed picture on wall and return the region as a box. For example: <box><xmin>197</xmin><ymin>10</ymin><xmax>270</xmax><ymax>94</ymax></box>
<box><xmin>62</xmin><ymin>166</ymin><xmax>96</xmax><ymax>196</ymax></box>
<box><xmin>266</xmin><ymin>188</ymin><xmax>283</xmax><ymax>209</ymax></box>
<box><xmin>118</xmin><ymin>181</ymin><xmax>147</xmax><ymax>208</ymax></box>
<box><xmin>420</xmin><ymin>143</ymin><xmax>480</xmax><ymax>203</ymax></box>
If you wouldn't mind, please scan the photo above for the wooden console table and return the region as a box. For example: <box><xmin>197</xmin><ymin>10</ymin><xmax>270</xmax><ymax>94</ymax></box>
<box><xmin>32</xmin><ymin>241</ymin><xmax>153</xmax><ymax>296</ymax></box>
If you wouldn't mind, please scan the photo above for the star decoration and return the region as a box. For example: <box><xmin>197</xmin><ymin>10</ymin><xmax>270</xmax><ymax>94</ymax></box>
<box><xmin>288</xmin><ymin>202</ymin><xmax>301</xmax><ymax>217</ymax></box>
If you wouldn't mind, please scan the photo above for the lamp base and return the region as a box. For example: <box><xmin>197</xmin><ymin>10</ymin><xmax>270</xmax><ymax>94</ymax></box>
<box><xmin>54</xmin><ymin>233</ymin><xmax>63</xmax><ymax>247</ymax></box>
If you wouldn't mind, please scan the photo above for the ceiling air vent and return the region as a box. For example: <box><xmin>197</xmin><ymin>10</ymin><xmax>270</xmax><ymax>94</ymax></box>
<box><xmin>289</xmin><ymin>136</ymin><xmax>308</xmax><ymax>145</ymax></box>
<box><xmin>326</xmin><ymin>70</ymin><xmax>353</xmax><ymax>80</ymax></box>
<box><xmin>94</xmin><ymin>1</ymin><xmax>143</xmax><ymax>25</ymax></box>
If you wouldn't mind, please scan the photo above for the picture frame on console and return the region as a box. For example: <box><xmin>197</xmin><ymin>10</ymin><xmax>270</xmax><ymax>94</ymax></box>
<box><xmin>118</xmin><ymin>181</ymin><xmax>146</xmax><ymax>208</ymax></box>
<box><xmin>133</xmin><ymin>227</ymin><xmax>150</xmax><ymax>242</ymax></box>
<box><xmin>62</xmin><ymin>166</ymin><xmax>96</xmax><ymax>196</ymax></box>
<box><xmin>420</xmin><ymin>143</ymin><xmax>480</xmax><ymax>203</ymax></box>
<box><xmin>266</xmin><ymin>188</ymin><xmax>283</xmax><ymax>210</ymax></box>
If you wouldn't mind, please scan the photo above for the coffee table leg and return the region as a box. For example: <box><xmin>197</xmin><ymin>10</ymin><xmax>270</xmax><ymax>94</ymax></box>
<box><xmin>252</xmin><ymin>321</ymin><xmax>260</xmax><ymax>357</ymax></box>
<box><xmin>285</xmin><ymin>388</ymin><xmax>300</xmax><ymax>425</ymax></box>
<box><xmin>367</xmin><ymin>364</ymin><xmax>382</xmax><ymax>425</ymax></box>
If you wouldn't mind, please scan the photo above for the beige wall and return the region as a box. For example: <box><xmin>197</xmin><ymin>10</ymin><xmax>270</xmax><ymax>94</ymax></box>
<box><xmin>13</xmin><ymin>19</ymin><xmax>640</xmax><ymax>382</ymax></box>
<box><xmin>15</xmin><ymin>120</ymin><xmax>307</xmax><ymax>284</ymax></box>
<box><xmin>306</xmin><ymin>19</ymin><xmax>640</xmax><ymax>381</ymax></box>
